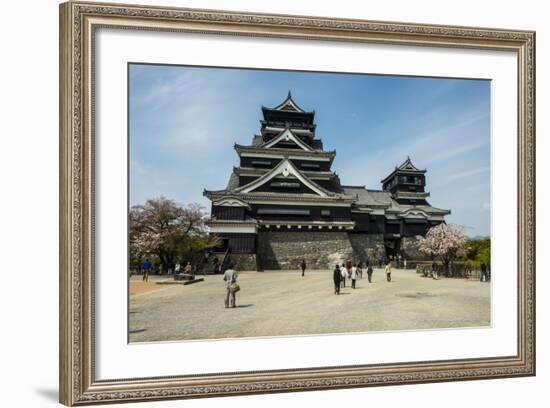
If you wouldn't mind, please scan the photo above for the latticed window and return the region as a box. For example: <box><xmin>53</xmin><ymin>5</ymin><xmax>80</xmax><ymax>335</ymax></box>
<box><xmin>214</xmin><ymin>206</ymin><xmax>245</xmax><ymax>220</ymax></box>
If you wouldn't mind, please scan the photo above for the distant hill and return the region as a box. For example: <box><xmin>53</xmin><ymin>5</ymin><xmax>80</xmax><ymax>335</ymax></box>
<box><xmin>470</xmin><ymin>235</ymin><xmax>490</xmax><ymax>240</ymax></box>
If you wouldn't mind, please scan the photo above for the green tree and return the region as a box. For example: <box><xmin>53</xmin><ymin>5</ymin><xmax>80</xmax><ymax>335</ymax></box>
<box><xmin>464</xmin><ymin>237</ymin><xmax>491</xmax><ymax>269</ymax></box>
<box><xmin>129</xmin><ymin>197</ymin><xmax>221</xmax><ymax>272</ymax></box>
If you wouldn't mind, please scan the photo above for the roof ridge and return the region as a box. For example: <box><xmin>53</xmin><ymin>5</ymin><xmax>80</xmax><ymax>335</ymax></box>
<box><xmin>259</xmin><ymin>128</ymin><xmax>313</xmax><ymax>151</ymax></box>
<box><xmin>234</xmin><ymin>158</ymin><xmax>337</xmax><ymax>198</ymax></box>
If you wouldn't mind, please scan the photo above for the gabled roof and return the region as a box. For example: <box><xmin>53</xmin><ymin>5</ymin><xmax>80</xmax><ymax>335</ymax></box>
<box><xmin>398</xmin><ymin>156</ymin><xmax>423</xmax><ymax>171</ymax></box>
<box><xmin>234</xmin><ymin>158</ymin><xmax>335</xmax><ymax>197</ymax></box>
<box><xmin>260</xmin><ymin>128</ymin><xmax>313</xmax><ymax>151</ymax></box>
<box><xmin>272</xmin><ymin>91</ymin><xmax>306</xmax><ymax>113</ymax></box>
<box><xmin>381</xmin><ymin>156</ymin><xmax>427</xmax><ymax>184</ymax></box>
<box><xmin>235</xmin><ymin>166</ymin><xmax>335</xmax><ymax>180</ymax></box>
<box><xmin>261</xmin><ymin>92</ymin><xmax>315</xmax><ymax>120</ymax></box>
<box><xmin>234</xmin><ymin>144</ymin><xmax>336</xmax><ymax>161</ymax></box>
<box><xmin>212</xmin><ymin>196</ymin><xmax>251</xmax><ymax>210</ymax></box>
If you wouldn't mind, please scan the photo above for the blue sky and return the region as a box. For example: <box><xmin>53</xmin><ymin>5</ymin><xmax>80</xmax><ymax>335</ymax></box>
<box><xmin>129</xmin><ymin>64</ymin><xmax>491</xmax><ymax>237</ymax></box>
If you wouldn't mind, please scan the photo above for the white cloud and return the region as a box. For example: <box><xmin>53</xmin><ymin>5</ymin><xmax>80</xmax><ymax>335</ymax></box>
<box><xmin>134</xmin><ymin>69</ymin><xmax>267</xmax><ymax>155</ymax></box>
<box><xmin>432</xmin><ymin>166</ymin><xmax>491</xmax><ymax>187</ymax></box>
<box><xmin>337</xmin><ymin>104</ymin><xmax>489</xmax><ymax>189</ymax></box>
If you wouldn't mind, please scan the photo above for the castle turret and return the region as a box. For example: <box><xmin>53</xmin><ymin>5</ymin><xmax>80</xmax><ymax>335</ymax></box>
<box><xmin>381</xmin><ymin>157</ymin><xmax>430</xmax><ymax>205</ymax></box>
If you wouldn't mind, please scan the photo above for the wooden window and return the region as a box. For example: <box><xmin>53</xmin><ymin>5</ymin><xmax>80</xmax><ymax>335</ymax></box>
<box><xmin>257</xmin><ymin>208</ymin><xmax>310</xmax><ymax>216</ymax></box>
<box><xmin>251</xmin><ymin>160</ymin><xmax>272</xmax><ymax>167</ymax></box>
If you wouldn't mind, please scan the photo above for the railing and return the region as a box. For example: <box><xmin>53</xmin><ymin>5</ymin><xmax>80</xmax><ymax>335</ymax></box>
<box><xmin>415</xmin><ymin>261</ymin><xmax>490</xmax><ymax>280</ymax></box>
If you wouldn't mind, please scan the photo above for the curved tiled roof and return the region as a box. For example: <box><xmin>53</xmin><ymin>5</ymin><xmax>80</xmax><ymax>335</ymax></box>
<box><xmin>225</xmin><ymin>172</ymin><xmax>240</xmax><ymax>191</ymax></box>
<box><xmin>342</xmin><ymin>186</ymin><xmax>392</xmax><ymax>207</ymax></box>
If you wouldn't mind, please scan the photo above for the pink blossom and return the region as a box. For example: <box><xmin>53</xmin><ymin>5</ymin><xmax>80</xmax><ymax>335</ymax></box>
<box><xmin>416</xmin><ymin>224</ymin><xmax>468</xmax><ymax>264</ymax></box>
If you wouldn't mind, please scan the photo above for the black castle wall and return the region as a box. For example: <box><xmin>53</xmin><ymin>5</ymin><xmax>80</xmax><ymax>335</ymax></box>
<box><xmin>240</xmin><ymin>157</ymin><xmax>332</xmax><ymax>172</ymax></box>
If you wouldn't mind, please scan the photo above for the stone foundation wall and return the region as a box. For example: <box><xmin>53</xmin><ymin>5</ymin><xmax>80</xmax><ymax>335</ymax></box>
<box><xmin>348</xmin><ymin>233</ymin><xmax>386</xmax><ymax>264</ymax></box>
<box><xmin>227</xmin><ymin>254</ymin><xmax>257</xmax><ymax>271</ymax></box>
<box><xmin>257</xmin><ymin>231</ymin><xmax>354</xmax><ymax>270</ymax></box>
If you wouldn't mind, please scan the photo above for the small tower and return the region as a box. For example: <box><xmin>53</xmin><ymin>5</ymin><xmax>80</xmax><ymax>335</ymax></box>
<box><xmin>380</xmin><ymin>157</ymin><xmax>430</xmax><ymax>205</ymax></box>
<box><xmin>260</xmin><ymin>91</ymin><xmax>317</xmax><ymax>145</ymax></box>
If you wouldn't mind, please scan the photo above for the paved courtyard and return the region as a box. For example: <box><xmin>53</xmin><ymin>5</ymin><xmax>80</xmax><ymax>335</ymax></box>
<box><xmin>129</xmin><ymin>268</ymin><xmax>491</xmax><ymax>342</ymax></box>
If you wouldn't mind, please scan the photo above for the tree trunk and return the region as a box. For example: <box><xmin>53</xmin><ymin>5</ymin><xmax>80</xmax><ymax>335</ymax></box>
<box><xmin>158</xmin><ymin>251</ymin><xmax>170</xmax><ymax>274</ymax></box>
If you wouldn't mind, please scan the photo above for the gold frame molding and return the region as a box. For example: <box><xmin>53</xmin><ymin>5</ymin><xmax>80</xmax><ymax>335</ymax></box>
<box><xmin>59</xmin><ymin>1</ymin><xmax>536</xmax><ymax>405</ymax></box>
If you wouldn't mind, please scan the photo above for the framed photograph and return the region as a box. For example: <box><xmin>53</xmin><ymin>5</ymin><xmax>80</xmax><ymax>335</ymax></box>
<box><xmin>59</xmin><ymin>1</ymin><xmax>535</xmax><ymax>405</ymax></box>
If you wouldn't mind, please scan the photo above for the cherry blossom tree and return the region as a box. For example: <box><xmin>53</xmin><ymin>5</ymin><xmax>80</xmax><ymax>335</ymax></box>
<box><xmin>416</xmin><ymin>223</ymin><xmax>468</xmax><ymax>275</ymax></box>
<box><xmin>129</xmin><ymin>197</ymin><xmax>221</xmax><ymax>272</ymax></box>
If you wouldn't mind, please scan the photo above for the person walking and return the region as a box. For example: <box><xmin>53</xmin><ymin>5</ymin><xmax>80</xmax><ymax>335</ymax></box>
<box><xmin>384</xmin><ymin>260</ymin><xmax>392</xmax><ymax>282</ymax></box>
<box><xmin>223</xmin><ymin>263</ymin><xmax>239</xmax><ymax>308</ymax></box>
<box><xmin>367</xmin><ymin>264</ymin><xmax>374</xmax><ymax>283</ymax></box>
<box><xmin>432</xmin><ymin>261</ymin><xmax>438</xmax><ymax>280</ymax></box>
<box><xmin>480</xmin><ymin>262</ymin><xmax>488</xmax><ymax>282</ymax></box>
<box><xmin>333</xmin><ymin>264</ymin><xmax>341</xmax><ymax>295</ymax></box>
<box><xmin>351</xmin><ymin>264</ymin><xmax>358</xmax><ymax>289</ymax></box>
<box><xmin>174</xmin><ymin>262</ymin><xmax>181</xmax><ymax>275</ymax></box>
<box><xmin>340</xmin><ymin>263</ymin><xmax>347</xmax><ymax>288</ymax></box>
<box><xmin>357</xmin><ymin>262</ymin><xmax>363</xmax><ymax>279</ymax></box>
<box><xmin>300</xmin><ymin>259</ymin><xmax>307</xmax><ymax>277</ymax></box>
<box><xmin>142</xmin><ymin>258</ymin><xmax>151</xmax><ymax>282</ymax></box>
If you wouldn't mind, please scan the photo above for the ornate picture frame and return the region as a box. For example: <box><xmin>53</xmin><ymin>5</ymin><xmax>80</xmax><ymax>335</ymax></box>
<box><xmin>59</xmin><ymin>1</ymin><xmax>535</xmax><ymax>405</ymax></box>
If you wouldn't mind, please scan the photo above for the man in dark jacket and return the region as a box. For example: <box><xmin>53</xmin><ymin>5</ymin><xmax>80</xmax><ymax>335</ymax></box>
<box><xmin>366</xmin><ymin>265</ymin><xmax>374</xmax><ymax>283</ymax></box>
<box><xmin>300</xmin><ymin>259</ymin><xmax>307</xmax><ymax>277</ymax></box>
<box><xmin>333</xmin><ymin>265</ymin><xmax>342</xmax><ymax>295</ymax></box>
<box><xmin>480</xmin><ymin>262</ymin><xmax>488</xmax><ymax>282</ymax></box>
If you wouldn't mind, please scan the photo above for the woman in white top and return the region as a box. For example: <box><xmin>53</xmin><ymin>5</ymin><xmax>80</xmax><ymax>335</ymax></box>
<box><xmin>340</xmin><ymin>264</ymin><xmax>347</xmax><ymax>288</ymax></box>
<box><xmin>351</xmin><ymin>264</ymin><xmax>358</xmax><ymax>289</ymax></box>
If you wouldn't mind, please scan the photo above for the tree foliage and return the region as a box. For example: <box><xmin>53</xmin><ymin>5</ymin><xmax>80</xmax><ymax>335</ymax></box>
<box><xmin>463</xmin><ymin>237</ymin><xmax>491</xmax><ymax>269</ymax></box>
<box><xmin>416</xmin><ymin>224</ymin><xmax>468</xmax><ymax>269</ymax></box>
<box><xmin>129</xmin><ymin>197</ymin><xmax>221</xmax><ymax>271</ymax></box>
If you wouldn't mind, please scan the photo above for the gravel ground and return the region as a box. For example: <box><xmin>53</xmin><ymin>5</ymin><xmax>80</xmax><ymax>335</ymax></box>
<box><xmin>129</xmin><ymin>268</ymin><xmax>491</xmax><ymax>342</ymax></box>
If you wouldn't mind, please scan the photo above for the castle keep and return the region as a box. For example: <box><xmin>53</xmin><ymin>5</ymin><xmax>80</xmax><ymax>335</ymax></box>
<box><xmin>204</xmin><ymin>93</ymin><xmax>450</xmax><ymax>270</ymax></box>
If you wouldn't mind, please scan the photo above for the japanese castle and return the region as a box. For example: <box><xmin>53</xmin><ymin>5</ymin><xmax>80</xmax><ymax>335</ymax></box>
<box><xmin>204</xmin><ymin>92</ymin><xmax>450</xmax><ymax>270</ymax></box>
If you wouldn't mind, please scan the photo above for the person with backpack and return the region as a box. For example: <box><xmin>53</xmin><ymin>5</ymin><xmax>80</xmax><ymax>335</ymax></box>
<box><xmin>340</xmin><ymin>263</ymin><xmax>347</xmax><ymax>288</ymax></box>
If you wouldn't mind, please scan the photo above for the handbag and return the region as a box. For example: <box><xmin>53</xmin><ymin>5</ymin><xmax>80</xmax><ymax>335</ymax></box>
<box><xmin>229</xmin><ymin>283</ymin><xmax>240</xmax><ymax>293</ymax></box>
